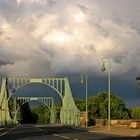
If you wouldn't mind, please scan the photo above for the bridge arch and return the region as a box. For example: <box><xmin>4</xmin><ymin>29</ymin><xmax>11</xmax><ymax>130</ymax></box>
<box><xmin>7</xmin><ymin>78</ymin><xmax>64</xmax><ymax>101</ymax></box>
<box><xmin>0</xmin><ymin>77</ymin><xmax>80</xmax><ymax>126</ymax></box>
<box><xmin>13</xmin><ymin>97</ymin><xmax>55</xmax><ymax>124</ymax></box>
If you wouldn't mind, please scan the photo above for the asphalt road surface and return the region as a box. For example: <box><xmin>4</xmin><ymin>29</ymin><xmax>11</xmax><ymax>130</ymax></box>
<box><xmin>0</xmin><ymin>124</ymin><xmax>139</xmax><ymax>140</ymax></box>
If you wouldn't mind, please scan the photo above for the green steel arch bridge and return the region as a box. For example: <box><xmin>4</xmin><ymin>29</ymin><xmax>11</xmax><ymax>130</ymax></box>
<box><xmin>0</xmin><ymin>77</ymin><xmax>80</xmax><ymax>126</ymax></box>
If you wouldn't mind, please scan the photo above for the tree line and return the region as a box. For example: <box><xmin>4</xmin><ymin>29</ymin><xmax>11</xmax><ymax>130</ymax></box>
<box><xmin>75</xmin><ymin>92</ymin><xmax>140</xmax><ymax>125</ymax></box>
<box><xmin>9</xmin><ymin>91</ymin><xmax>140</xmax><ymax>125</ymax></box>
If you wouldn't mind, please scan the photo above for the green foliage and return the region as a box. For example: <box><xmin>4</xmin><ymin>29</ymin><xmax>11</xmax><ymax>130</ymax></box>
<box><xmin>110</xmin><ymin>94</ymin><xmax>129</xmax><ymax>119</ymax></box>
<box><xmin>20</xmin><ymin>102</ymin><xmax>34</xmax><ymax>124</ymax></box>
<box><xmin>90</xmin><ymin>92</ymin><xmax>130</xmax><ymax>119</ymax></box>
<box><xmin>75</xmin><ymin>91</ymin><xmax>130</xmax><ymax>126</ymax></box>
<box><xmin>30</xmin><ymin>105</ymin><xmax>50</xmax><ymax>123</ymax></box>
<box><xmin>55</xmin><ymin>103</ymin><xmax>61</xmax><ymax>122</ymax></box>
<box><xmin>74</xmin><ymin>98</ymin><xmax>85</xmax><ymax>111</ymax></box>
<box><xmin>131</xmin><ymin>107</ymin><xmax>140</xmax><ymax>119</ymax></box>
<box><xmin>8</xmin><ymin>98</ymin><xmax>14</xmax><ymax>117</ymax></box>
<box><xmin>19</xmin><ymin>105</ymin><xmax>50</xmax><ymax>124</ymax></box>
<box><xmin>88</xmin><ymin>118</ymin><xmax>96</xmax><ymax>126</ymax></box>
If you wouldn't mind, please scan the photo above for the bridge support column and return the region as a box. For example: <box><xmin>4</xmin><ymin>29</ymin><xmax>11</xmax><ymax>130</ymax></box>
<box><xmin>60</xmin><ymin>78</ymin><xmax>80</xmax><ymax>126</ymax></box>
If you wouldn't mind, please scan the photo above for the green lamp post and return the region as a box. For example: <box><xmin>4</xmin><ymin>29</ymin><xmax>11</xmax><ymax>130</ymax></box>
<box><xmin>101</xmin><ymin>57</ymin><xmax>111</xmax><ymax>131</ymax></box>
<box><xmin>80</xmin><ymin>73</ymin><xmax>88</xmax><ymax>128</ymax></box>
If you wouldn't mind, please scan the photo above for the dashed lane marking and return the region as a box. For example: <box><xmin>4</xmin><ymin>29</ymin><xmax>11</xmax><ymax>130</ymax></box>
<box><xmin>89</xmin><ymin>131</ymin><xmax>96</xmax><ymax>132</ymax></box>
<box><xmin>60</xmin><ymin>135</ymin><xmax>70</xmax><ymax>139</ymax></box>
<box><xmin>53</xmin><ymin>134</ymin><xmax>59</xmax><ymax>136</ymax></box>
<box><xmin>53</xmin><ymin>133</ymin><xmax>79</xmax><ymax>140</ymax></box>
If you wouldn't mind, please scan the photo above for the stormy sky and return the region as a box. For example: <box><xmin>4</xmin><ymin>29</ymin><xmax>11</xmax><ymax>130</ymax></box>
<box><xmin>0</xmin><ymin>0</ymin><xmax>140</xmax><ymax>107</ymax></box>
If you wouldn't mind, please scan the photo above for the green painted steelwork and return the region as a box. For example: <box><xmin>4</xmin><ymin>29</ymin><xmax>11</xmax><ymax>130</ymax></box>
<box><xmin>13</xmin><ymin>97</ymin><xmax>56</xmax><ymax>124</ymax></box>
<box><xmin>0</xmin><ymin>77</ymin><xmax>80</xmax><ymax>126</ymax></box>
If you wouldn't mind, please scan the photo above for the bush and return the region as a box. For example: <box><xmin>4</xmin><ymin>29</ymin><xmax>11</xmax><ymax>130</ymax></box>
<box><xmin>88</xmin><ymin>118</ymin><xmax>96</xmax><ymax>126</ymax></box>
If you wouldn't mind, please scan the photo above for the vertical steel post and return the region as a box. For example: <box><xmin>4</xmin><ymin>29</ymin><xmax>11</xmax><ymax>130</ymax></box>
<box><xmin>80</xmin><ymin>73</ymin><xmax>88</xmax><ymax>128</ymax></box>
<box><xmin>101</xmin><ymin>57</ymin><xmax>111</xmax><ymax>131</ymax></box>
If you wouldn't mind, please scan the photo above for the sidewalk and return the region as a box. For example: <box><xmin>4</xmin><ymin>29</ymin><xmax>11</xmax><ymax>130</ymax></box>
<box><xmin>88</xmin><ymin>126</ymin><xmax>140</xmax><ymax>137</ymax></box>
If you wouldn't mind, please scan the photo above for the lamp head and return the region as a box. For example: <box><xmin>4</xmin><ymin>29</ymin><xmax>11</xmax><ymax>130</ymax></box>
<box><xmin>136</xmin><ymin>76</ymin><xmax>140</xmax><ymax>81</ymax></box>
<box><xmin>136</xmin><ymin>76</ymin><xmax>140</xmax><ymax>87</ymax></box>
<box><xmin>101</xmin><ymin>62</ymin><xmax>106</xmax><ymax>72</ymax></box>
<box><xmin>81</xmin><ymin>78</ymin><xmax>84</xmax><ymax>84</ymax></box>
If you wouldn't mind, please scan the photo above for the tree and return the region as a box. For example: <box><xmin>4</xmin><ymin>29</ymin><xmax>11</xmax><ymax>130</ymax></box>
<box><xmin>131</xmin><ymin>107</ymin><xmax>140</xmax><ymax>119</ymax></box>
<box><xmin>8</xmin><ymin>98</ymin><xmax>14</xmax><ymax>118</ymax></box>
<box><xmin>88</xmin><ymin>92</ymin><xmax>130</xmax><ymax>119</ymax></box>
<box><xmin>75</xmin><ymin>92</ymin><xmax>130</xmax><ymax>126</ymax></box>
<box><xmin>30</xmin><ymin>105</ymin><xmax>50</xmax><ymax>123</ymax></box>
<box><xmin>20</xmin><ymin>102</ymin><xmax>33</xmax><ymax>124</ymax></box>
<box><xmin>74</xmin><ymin>98</ymin><xmax>85</xmax><ymax>111</ymax></box>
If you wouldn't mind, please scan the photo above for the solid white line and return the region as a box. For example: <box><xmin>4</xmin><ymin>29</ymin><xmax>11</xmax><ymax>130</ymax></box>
<box><xmin>0</xmin><ymin>125</ymin><xmax>18</xmax><ymax>136</ymax></box>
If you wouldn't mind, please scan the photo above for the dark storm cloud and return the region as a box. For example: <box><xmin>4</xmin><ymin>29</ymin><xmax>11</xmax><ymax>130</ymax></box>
<box><xmin>0</xmin><ymin>0</ymin><xmax>18</xmax><ymax>21</ymax></box>
<box><xmin>0</xmin><ymin>60</ymin><xmax>14</xmax><ymax>66</ymax></box>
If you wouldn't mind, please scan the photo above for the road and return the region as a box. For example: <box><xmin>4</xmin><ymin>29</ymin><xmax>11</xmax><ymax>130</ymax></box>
<box><xmin>0</xmin><ymin>124</ymin><xmax>139</xmax><ymax>140</ymax></box>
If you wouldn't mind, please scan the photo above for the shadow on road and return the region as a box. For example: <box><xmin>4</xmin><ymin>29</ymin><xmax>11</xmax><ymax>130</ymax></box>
<box><xmin>0</xmin><ymin>124</ymin><xmax>140</xmax><ymax>140</ymax></box>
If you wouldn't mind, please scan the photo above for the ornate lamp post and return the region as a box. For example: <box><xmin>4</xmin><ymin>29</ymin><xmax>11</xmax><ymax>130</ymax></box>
<box><xmin>101</xmin><ymin>57</ymin><xmax>111</xmax><ymax>131</ymax></box>
<box><xmin>80</xmin><ymin>73</ymin><xmax>88</xmax><ymax>128</ymax></box>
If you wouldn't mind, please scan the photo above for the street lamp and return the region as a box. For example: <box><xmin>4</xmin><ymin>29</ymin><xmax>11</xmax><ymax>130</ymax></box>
<box><xmin>101</xmin><ymin>57</ymin><xmax>111</xmax><ymax>131</ymax></box>
<box><xmin>80</xmin><ymin>73</ymin><xmax>88</xmax><ymax>128</ymax></box>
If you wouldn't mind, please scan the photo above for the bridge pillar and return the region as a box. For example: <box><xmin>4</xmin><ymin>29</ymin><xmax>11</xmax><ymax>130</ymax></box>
<box><xmin>0</xmin><ymin>78</ymin><xmax>13</xmax><ymax>126</ymax></box>
<box><xmin>60</xmin><ymin>78</ymin><xmax>80</xmax><ymax>126</ymax></box>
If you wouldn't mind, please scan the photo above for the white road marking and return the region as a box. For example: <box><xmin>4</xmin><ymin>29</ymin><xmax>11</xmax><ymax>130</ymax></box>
<box><xmin>53</xmin><ymin>133</ymin><xmax>79</xmax><ymax>140</ymax></box>
<box><xmin>38</xmin><ymin>128</ymin><xmax>48</xmax><ymax>135</ymax></box>
<box><xmin>0</xmin><ymin>125</ymin><xmax>18</xmax><ymax>136</ymax></box>
<box><xmin>89</xmin><ymin>131</ymin><xmax>96</xmax><ymax>132</ymax></box>
<box><xmin>60</xmin><ymin>135</ymin><xmax>70</xmax><ymax>139</ymax></box>
<box><xmin>53</xmin><ymin>134</ymin><xmax>59</xmax><ymax>136</ymax></box>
